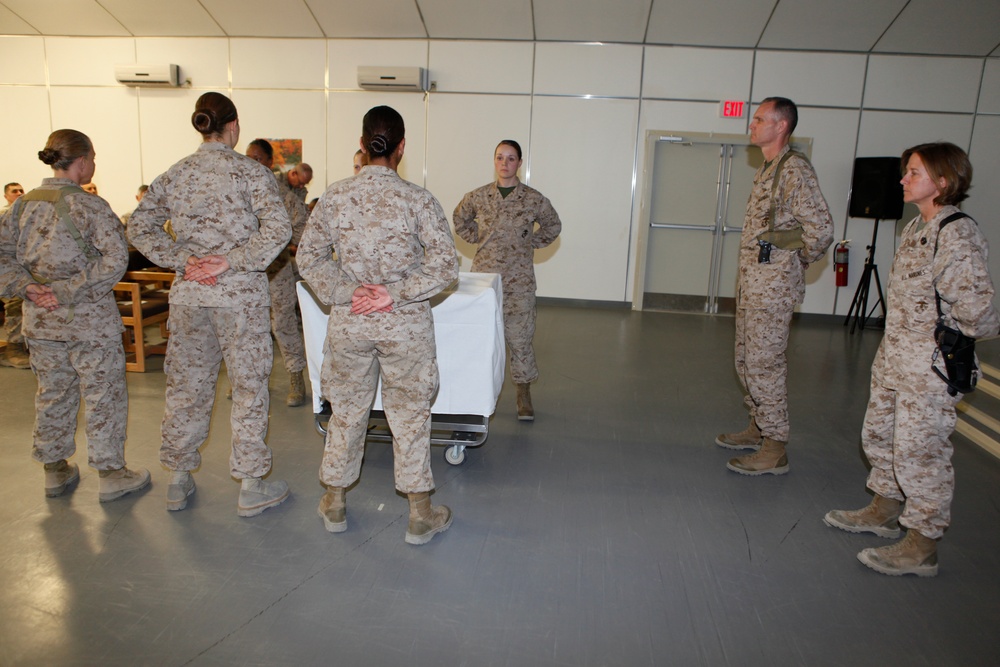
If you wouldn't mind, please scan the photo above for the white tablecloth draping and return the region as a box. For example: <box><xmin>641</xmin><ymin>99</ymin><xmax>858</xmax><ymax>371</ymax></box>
<box><xmin>297</xmin><ymin>272</ymin><xmax>505</xmax><ymax>418</ymax></box>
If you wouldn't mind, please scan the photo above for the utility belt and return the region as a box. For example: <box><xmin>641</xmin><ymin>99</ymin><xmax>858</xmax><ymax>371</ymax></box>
<box><xmin>756</xmin><ymin>228</ymin><xmax>804</xmax><ymax>263</ymax></box>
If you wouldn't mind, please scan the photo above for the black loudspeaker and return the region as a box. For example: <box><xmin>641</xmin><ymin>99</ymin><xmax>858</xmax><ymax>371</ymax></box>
<box><xmin>849</xmin><ymin>157</ymin><xmax>904</xmax><ymax>219</ymax></box>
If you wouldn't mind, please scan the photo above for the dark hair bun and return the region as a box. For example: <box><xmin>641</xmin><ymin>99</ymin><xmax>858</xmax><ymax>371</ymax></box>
<box><xmin>369</xmin><ymin>134</ymin><xmax>389</xmax><ymax>156</ymax></box>
<box><xmin>38</xmin><ymin>148</ymin><xmax>60</xmax><ymax>166</ymax></box>
<box><xmin>192</xmin><ymin>109</ymin><xmax>216</xmax><ymax>134</ymax></box>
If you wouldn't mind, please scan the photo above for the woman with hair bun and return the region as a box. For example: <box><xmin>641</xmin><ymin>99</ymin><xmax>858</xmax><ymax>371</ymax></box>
<box><xmin>0</xmin><ymin>129</ymin><xmax>150</xmax><ymax>501</ymax></box>
<box><xmin>298</xmin><ymin>105</ymin><xmax>458</xmax><ymax>545</ymax></box>
<box><xmin>128</xmin><ymin>92</ymin><xmax>293</xmax><ymax>517</ymax></box>
<box><xmin>453</xmin><ymin>140</ymin><xmax>562</xmax><ymax>421</ymax></box>
<box><xmin>825</xmin><ymin>142</ymin><xmax>999</xmax><ymax>577</ymax></box>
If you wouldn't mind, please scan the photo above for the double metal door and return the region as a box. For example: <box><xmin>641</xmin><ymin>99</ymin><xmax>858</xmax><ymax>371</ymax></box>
<box><xmin>636</xmin><ymin>132</ymin><xmax>763</xmax><ymax>314</ymax></box>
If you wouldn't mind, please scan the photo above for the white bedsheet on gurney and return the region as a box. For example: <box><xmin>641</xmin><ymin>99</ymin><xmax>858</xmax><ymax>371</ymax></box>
<box><xmin>297</xmin><ymin>272</ymin><xmax>505</xmax><ymax>419</ymax></box>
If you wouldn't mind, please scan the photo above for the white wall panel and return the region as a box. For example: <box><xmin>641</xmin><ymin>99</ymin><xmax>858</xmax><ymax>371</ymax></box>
<box><xmin>327</xmin><ymin>40</ymin><xmax>428</xmax><ymax>91</ymax></box>
<box><xmin>425</xmin><ymin>94</ymin><xmax>532</xmax><ymax>264</ymax></box>
<box><xmin>231</xmin><ymin>89</ymin><xmax>328</xmax><ymax>198</ymax></box>
<box><xmin>45</xmin><ymin>37</ymin><xmax>136</xmax><ymax>87</ymax></box>
<box><xmin>864</xmin><ymin>55</ymin><xmax>982</xmax><ymax>112</ymax></box>
<box><xmin>978</xmin><ymin>58</ymin><xmax>1000</xmax><ymax>114</ymax></box>
<box><xmin>326</xmin><ymin>92</ymin><xmax>427</xmax><ymax>188</ymax></box>
<box><xmin>534</xmin><ymin>42</ymin><xmax>642</xmax><ymax>98</ymax></box>
<box><xmin>643</xmin><ymin>47</ymin><xmax>752</xmax><ymax>102</ymax></box>
<box><xmin>530</xmin><ymin>97</ymin><xmax>639</xmax><ymax>301</ymax></box>
<box><xmin>48</xmin><ymin>87</ymin><xmax>141</xmax><ymax>216</ymax></box>
<box><xmin>0</xmin><ymin>37</ymin><xmax>46</xmax><ymax>84</ymax></box>
<box><xmin>231</xmin><ymin>39</ymin><xmax>326</xmax><ymax>89</ymax></box>
<box><xmin>136</xmin><ymin>88</ymin><xmax>206</xmax><ymax>190</ymax></box>
<box><xmin>136</xmin><ymin>38</ymin><xmax>230</xmax><ymax>90</ymax></box>
<box><xmin>0</xmin><ymin>87</ymin><xmax>52</xmax><ymax>190</ymax></box>
<box><xmin>753</xmin><ymin>51</ymin><xmax>867</xmax><ymax>108</ymax></box>
<box><xmin>856</xmin><ymin>110</ymin><xmax>974</xmax><ymax>157</ymax></box>
<box><xmin>429</xmin><ymin>41</ymin><xmax>533</xmax><ymax>94</ymax></box>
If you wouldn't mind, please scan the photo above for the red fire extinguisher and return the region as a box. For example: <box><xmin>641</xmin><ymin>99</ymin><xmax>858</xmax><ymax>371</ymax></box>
<box><xmin>835</xmin><ymin>240</ymin><xmax>850</xmax><ymax>287</ymax></box>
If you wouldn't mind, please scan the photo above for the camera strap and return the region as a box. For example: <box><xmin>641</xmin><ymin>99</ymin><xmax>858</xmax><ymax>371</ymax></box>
<box><xmin>933</xmin><ymin>211</ymin><xmax>975</xmax><ymax>319</ymax></box>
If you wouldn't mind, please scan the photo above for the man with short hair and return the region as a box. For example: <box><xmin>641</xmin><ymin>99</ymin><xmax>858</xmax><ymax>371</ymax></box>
<box><xmin>245</xmin><ymin>140</ymin><xmax>311</xmax><ymax>406</ymax></box>
<box><xmin>716</xmin><ymin>97</ymin><xmax>834</xmax><ymax>475</ymax></box>
<box><xmin>1</xmin><ymin>182</ymin><xmax>29</xmax><ymax>368</ymax></box>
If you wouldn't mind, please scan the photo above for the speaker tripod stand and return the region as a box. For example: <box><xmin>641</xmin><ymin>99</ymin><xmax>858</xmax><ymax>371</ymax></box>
<box><xmin>844</xmin><ymin>219</ymin><xmax>886</xmax><ymax>333</ymax></box>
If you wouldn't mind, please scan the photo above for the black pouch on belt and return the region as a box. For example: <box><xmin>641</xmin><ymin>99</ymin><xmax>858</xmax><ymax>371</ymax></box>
<box><xmin>933</xmin><ymin>322</ymin><xmax>977</xmax><ymax>396</ymax></box>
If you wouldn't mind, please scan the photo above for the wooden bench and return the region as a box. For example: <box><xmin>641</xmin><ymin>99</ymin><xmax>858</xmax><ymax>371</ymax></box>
<box><xmin>114</xmin><ymin>269</ymin><xmax>174</xmax><ymax>372</ymax></box>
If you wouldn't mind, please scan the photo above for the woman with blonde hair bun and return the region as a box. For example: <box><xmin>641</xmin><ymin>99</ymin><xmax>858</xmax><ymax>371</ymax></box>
<box><xmin>0</xmin><ymin>128</ymin><xmax>150</xmax><ymax>501</ymax></box>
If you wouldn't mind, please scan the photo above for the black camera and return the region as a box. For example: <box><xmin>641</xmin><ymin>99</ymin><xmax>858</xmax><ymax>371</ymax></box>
<box><xmin>757</xmin><ymin>239</ymin><xmax>772</xmax><ymax>264</ymax></box>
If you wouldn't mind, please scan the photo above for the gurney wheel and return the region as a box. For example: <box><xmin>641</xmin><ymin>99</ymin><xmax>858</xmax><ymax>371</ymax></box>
<box><xmin>444</xmin><ymin>445</ymin><xmax>466</xmax><ymax>466</ymax></box>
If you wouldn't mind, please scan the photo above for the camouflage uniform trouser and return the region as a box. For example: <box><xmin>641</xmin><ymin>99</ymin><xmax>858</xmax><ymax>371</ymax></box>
<box><xmin>735</xmin><ymin>304</ymin><xmax>793</xmax><ymax>442</ymax></box>
<box><xmin>503</xmin><ymin>290</ymin><xmax>538</xmax><ymax>384</ymax></box>
<box><xmin>27</xmin><ymin>335</ymin><xmax>127</xmax><ymax>470</ymax></box>
<box><xmin>267</xmin><ymin>251</ymin><xmax>306</xmax><ymax>375</ymax></box>
<box><xmin>161</xmin><ymin>305</ymin><xmax>274</xmax><ymax>479</ymax></box>
<box><xmin>862</xmin><ymin>375</ymin><xmax>960</xmax><ymax>540</ymax></box>
<box><xmin>320</xmin><ymin>335</ymin><xmax>438</xmax><ymax>494</ymax></box>
<box><xmin>3</xmin><ymin>297</ymin><xmax>24</xmax><ymax>344</ymax></box>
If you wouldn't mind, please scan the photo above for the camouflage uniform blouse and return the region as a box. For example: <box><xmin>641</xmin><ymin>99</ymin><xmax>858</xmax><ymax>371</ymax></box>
<box><xmin>453</xmin><ymin>181</ymin><xmax>562</xmax><ymax>294</ymax></box>
<box><xmin>874</xmin><ymin>206</ymin><xmax>999</xmax><ymax>392</ymax></box>
<box><xmin>273</xmin><ymin>171</ymin><xmax>310</xmax><ymax>246</ymax></box>
<box><xmin>738</xmin><ymin>145</ymin><xmax>834</xmax><ymax>309</ymax></box>
<box><xmin>127</xmin><ymin>142</ymin><xmax>291</xmax><ymax>308</ymax></box>
<box><xmin>297</xmin><ymin>165</ymin><xmax>458</xmax><ymax>341</ymax></box>
<box><xmin>0</xmin><ymin>178</ymin><xmax>127</xmax><ymax>341</ymax></box>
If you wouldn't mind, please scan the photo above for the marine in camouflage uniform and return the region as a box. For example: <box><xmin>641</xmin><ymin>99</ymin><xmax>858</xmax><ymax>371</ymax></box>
<box><xmin>1</xmin><ymin>192</ymin><xmax>30</xmax><ymax>369</ymax></box>
<box><xmin>0</xmin><ymin>179</ymin><xmax>131</xmax><ymax>473</ymax></box>
<box><xmin>863</xmin><ymin>207</ymin><xmax>997</xmax><ymax>537</ymax></box>
<box><xmin>720</xmin><ymin>99</ymin><xmax>834</xmax><ymax>475</ymax></box>
<box><xmin>128</xmin><ymin>142</ymin><xmax>291</xmax><ymax>481</ymax></box>
<box><xmin>266</xmin><ymin>169</ymin><xmax>309</xmax><ymax>384</ymax></box>
<box><xmin>297</xmin><ymin>164</ymin><xmax>458</xmax><ymax>494</ymax></box>
<box><xmin>734</xmin><ymin>144</ymin><xmax>834</xmax><ymax>440</ymax></box>
<box><xmin>453</xmin><ymin>178</ymin><xmax>561</xmax><ymax>418</ymax></box>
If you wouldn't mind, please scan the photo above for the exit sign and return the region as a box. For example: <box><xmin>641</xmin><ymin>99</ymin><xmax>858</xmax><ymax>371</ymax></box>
<box><xmin>721</xmin><ymin>100</ymin><xmax>746</xmax><ymax>118</ymax></box>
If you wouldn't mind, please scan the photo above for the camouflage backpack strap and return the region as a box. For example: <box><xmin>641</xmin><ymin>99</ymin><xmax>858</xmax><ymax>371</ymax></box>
<box><xmin>759</xmin><ymin>149</ymin><xmax>808</xmax><ymax>250</ymax></box>
<box><xmin>14</xmin><ymin>185</ymin><xmax>97</xmax><ymax>261</ymax></box>
<box><xmin>11</xmin><ymin>185</ymin><xmax>92</xmax><ymax>322</ymax></box>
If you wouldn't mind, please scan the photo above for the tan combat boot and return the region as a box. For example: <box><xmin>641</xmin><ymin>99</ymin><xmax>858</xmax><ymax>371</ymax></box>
<box><xmin>516</xmin><ymin>383</ymin><xmax>534</xmax><ymax>421</ymax></box>
<box><xmin>823</xmin><ymin>494</ymin><xmax>901</xmax><ymax>538</ymax></box>
<box><xmin>318</xmin><ymin>487</ymin><xmax>347</xmax><ymax>533</ymax></box>
<box><xmin>98</xmin><ymin>466</ymin><xmax>151</xmax><ymax>502</ymax></box>
<box><xmin>166</xmin><ymin>471</ymin><xmax>196</xmax><ymax>511</ymax></box>
<box><xmin>44</xmin><ymin>459</ymin><xmax>80</xmax><ymax>497</ymax></box>
<box><xmin>0</xmin><ymin>341</ymin><xmax>31</xmax><ymax>369</ymax></box>
<box><xmin>237</xmin><ymin>477</ymin><xmax>290</xmax><ymax>517</ymax></box>
<box><xmin>727</xmin><ymin>437</ymin><xmax>789</xmax><ymax>475</ymax></box>
<box><xmin>287</xmin><ymin>370</ymin><xmax>306</xmax><ymax>407</ymax></box>
<box><xmin>715</xmin><ymin>418</ymin><xmax>762</xmax><ymax>450</ymax></box>
<box><xmin>857</xmin><ymin>529</ymin><xmax>938</xmax><ymax>577</ymax></box>
<box><xmin>404</xmin><ymin>491</ymin><xmax>453</xmax><ymax>545</ymax></box>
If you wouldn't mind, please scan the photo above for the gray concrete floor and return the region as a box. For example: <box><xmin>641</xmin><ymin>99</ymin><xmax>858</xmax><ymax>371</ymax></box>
<box><xmin>1</xmin><ymin>306</ymin><xmax>999</xmax><ymax>666</ymax></box>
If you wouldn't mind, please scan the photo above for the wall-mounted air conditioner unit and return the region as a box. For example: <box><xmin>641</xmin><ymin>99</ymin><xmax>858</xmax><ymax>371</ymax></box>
<box><xmin>115</xmin><ymin>64</ymin><xmax>181</xmax><ymax>87</ymax></box>
<box><xmin>357</xmin><ymin>66</ymin><xmax>428</xmax><ymax>92</ymax></box>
